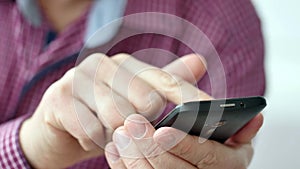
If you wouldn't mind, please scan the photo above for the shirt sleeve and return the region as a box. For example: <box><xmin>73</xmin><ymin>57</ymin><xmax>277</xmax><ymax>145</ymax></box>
<box><xmin>0</xmin><ymin>115</ymin><xmax>32</xmax><ymax>169</ymax></box>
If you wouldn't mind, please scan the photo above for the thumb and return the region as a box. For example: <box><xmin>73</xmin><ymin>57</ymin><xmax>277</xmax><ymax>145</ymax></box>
<box><xmin>163</xmin><ymin>54</ymin><xmax>207</xmax><ymax>84</ymax></box>
<box><xmin>153</xmin><ymin>127</ymin><xmax>221</xmax><ymax>166</ymax></box>
<box><xmin>154</xmin><ymin>127</ymin><xmax>252</xmax><ymax>168</ymax></box>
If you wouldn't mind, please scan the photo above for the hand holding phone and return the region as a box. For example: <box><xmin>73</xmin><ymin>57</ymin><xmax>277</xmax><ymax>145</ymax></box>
<box><xmin>154</xmin><ymin>96</ymin><xmax>266</xmax><ymax>143</ymax></box>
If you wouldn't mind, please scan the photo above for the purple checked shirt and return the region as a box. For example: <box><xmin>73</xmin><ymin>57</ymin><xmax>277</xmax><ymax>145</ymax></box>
<box><xmin>0</xmin><ymin>0</ymin><xmax>265</xmax><ymax>168</ymax></box>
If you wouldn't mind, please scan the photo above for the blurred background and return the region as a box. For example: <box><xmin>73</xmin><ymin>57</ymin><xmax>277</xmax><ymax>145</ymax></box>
<box><xmin>249</xmin><ymin>0</ymin><xmax>300</xmax><ymax>168</ymax></box>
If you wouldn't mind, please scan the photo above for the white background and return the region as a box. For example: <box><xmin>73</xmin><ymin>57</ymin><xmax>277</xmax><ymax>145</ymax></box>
<box><xmin>249</xmin><ymin>0</ymin><xmax>300</xmax><ymax>168</ymax></box>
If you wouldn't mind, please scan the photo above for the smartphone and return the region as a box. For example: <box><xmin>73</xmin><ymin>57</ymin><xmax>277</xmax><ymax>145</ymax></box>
<box><xmin>154</xmin><ymin>96</ymin><xmax>266</xmax><ymax>143</ymax></box>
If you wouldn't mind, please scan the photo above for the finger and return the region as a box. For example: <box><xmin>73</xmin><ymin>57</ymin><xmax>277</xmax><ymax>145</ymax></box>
<box><xmin>163</xmin><ymin>53</ymin><xmax>207</xmax><ymax>84</ymax></box>
<box><xmin>53</xmin><ymin>96</ymin><xmax>105</xmax><ymax>151</ymax></box>
<box><xmin>71</xmin><ymin>100</ymin><xmax>106</xmax><ymax>151</ymax></box>
<box><xmin>94</xmin><ymin>83</ymin><xmax>135</xmax><ymax>130</ymax></box>
<box><xmin>105</xmin><ymin>142</ymin><xmax>126</xmax><ymax>169</ymax></box>
<box><xmin>154</xmin><ymin>127</ymin><xmax>253</xmax><ymax>168</ymax></box>
<box><xmin>112</xmin><ymin>126</ymin><xmax>152</xmax><ymax>169</ymax></box>
<box><xmin>112</xmin><ymin>53</ymin><xmax>212</xmax><ymax>103</ymax></box>
<box><xmin>45</xmin><ymin>70</ymin><xmax>104</xmax><ymax>158</ymax></box>
<box><xmin>95</xmin><ymin>88</ymin><xmax>136</xmax><ymax>131</ymax></box>
<box><xmin>113</xmin><ymin>53</ymin><xmax>206</xmax><ymax>85</ymax></box>
<box><xmin>124</xmin><ymin>114</ymin><xmax>196</xmax><ymax>169</ymax></box>
<box><xmin>154</xmin><ymin>126</ymin><xmax>251</xmax><ymax>169</ymax></box>
<box><xmin>78</xmin><ymin>53</ymin><xmax>165</xmax><ymax>120</ymax></box>
<box><xmin>72</xmin><ymin>69</ymin><xmax>137</xmax><ymax>142</ymax></box>
<box><xmin>227</xmin><ymin>113</ymin><xmax>264</xmax><ymax>145</ymax></box>
<box><xmin>73</xmin><ymin>69</ymin><xmax>135</xmax><ymax>126</ymax></box>
<box><xmin>153</xmin><ymin>127</ymin><xmax>219</xmax><ymax>166</ymax></box>
<box><xmin>154</xmin><ymin>125</ymin><xmax>255</xmax><ymax>168</ymax></box>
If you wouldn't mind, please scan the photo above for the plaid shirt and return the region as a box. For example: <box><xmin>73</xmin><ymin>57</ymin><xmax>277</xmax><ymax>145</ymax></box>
<box><xmin>0</xmin><ymin>0</ymin><xmax>265</xmax><ymax>168</ymax></box>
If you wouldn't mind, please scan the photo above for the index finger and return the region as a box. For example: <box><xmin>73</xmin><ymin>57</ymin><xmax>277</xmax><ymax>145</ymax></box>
<box><xmin>112</xmin><ymin>54</ymin><xmax>212</xmax><ymax>104</ymax></box>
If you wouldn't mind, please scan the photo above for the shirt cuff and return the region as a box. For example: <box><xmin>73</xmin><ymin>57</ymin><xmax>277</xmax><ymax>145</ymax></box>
<box><xmin>0</xmin><ymin>115</ymin><xmax>32</xmax><ymax>169</ymax></box>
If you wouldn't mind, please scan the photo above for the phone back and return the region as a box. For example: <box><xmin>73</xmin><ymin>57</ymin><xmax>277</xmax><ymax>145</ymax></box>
<box><xmin>155</xmin><ymin>96</ymin><xmax>266</xmax><ymax>143</ymax></box>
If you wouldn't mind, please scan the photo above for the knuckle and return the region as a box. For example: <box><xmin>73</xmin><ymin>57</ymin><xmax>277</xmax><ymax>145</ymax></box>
<box><xmin>44</xmin><ymin>69</ymin><xmax>74</xmax><ymax>102</ymax></box>
<box><xmin>126</xmin><ymin>158</ymin><xmax>144</xmax><ymax>168</ymax></box>
<box><xmin>149</xmin><ymin>91</ymin><xmax>165</xmax><ymax>107</ymax></box>
<box><xmin>127</xmin><ymin>158</ymin><xmax>140</xmax><ymax>168</ymax></box>
<box><xmin>58</xmin><ymin>69</ymin><xmax>75</xmax><ymax>92</ymax></box>
<box><xmin>79</xmin><ymin>136</ymin><xmax>91</xmax><ymax>144</ymax></box>
<box><xmin>79</xmin><ymin>53</ymin><xmax>109</xmax><ymax>72</ymax></box>
<box><xmin>175</xmin><ymin>137</ymin><xmax>195</xmax><ymax>157</ymax></box>
<box><xmin>98</xmin><ymin>98</ymin><xmax>118</xmax><ymax>115</ymax></box>
<box><xmin>160</xmin><ymin>72</ymin><xmax>184</xmax><ymax>93</ymax></box>
<box><xmin>88</xmin><ymin>53</ymin><xmax>107</xmax><ymax>63</ymax></box>
<box><xmin>160</xmin><ymin>71</ymin><xmax>177</xmax><ymax>88</ymax></box>
<box><xmin>98</xmin><ymin>98</ymin><xmax>125</xmax><ymax>129</ymax></box>
<box><xmin>196</xmin><ymin>150</ymin><xmax>218</xmax><ymax>169</ymax></box>
<box><xmin>136</xmin><ymin>91</ymin><xmax>165</xmax><ymax>115</ymax></box>
<box><xmin>93</xmin><ymin>54</ymin><xmax>111</xmax><ymax>69</ymax></box>
<box><xmin>195</xmin><ymin>141</ymin><xmax>220</xmax><ymax>169</ymax></box>
<box><xmin>95</xmin><ymin>83</ymin><xmax>111</xmax><ymax>99</ymax></box>
<box><xmin>95</xmin><ymin>53</ymin><xmax>111</xmax><ymax>65</ymax></box>
<box><xmin>78</xmin><ymin>122</ymin><xmax>103</xmax><ymax>145</ymax></box>
<box><xmin>147</xmin><ymin>92</ymin><xmax>166</xmax><ymax>115</ymax></box>
<box><xmin>99</xmin><ymin>97</ymin><xmax>115</xmax><ymax>111</ymax></box>
<box><xmin>144</xmin><ymin>143</ymin><xmax>164</xmax><ymax>158</ymax></box>
<box><xmin>78</xmin><ymin>137</ymin><xmax>95</xmax><ymax>151</ymax></box>
<box><xmin>112</xmin><ymin>53</ymin><xmax>131</xmax><ymax>63</ymax></box>
<box><xmin>85</xmin><ymin>121</ymin><xmax>102</xmax><ymax>138</ymax></box>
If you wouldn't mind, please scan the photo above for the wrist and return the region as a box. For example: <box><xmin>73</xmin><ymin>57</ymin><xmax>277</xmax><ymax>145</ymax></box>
<box><xmin>20</xmin><ymin>118</ymin><xmax>47</xmax><ymax>168</ymax></box>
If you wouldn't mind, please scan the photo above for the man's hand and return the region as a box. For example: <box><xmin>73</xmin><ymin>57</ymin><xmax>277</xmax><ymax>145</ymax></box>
<box><xmin>105</xmin><ymin>113</ymin><xmax>263</xmax><ymax>169</ymax></box>
<box><xmin>19</xmin><ymin>53</ymin><xmax>208</xmax><ymax>168</ymax></box>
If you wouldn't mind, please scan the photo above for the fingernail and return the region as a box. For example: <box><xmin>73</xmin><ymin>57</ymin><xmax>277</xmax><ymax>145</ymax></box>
<box><xmin>155</xmin><ymin>134</ymin><xmax>177</xmax><ymax>150</ymax></box>
<box><xmin>106</xmin><ymin>144</ymin><xmax>120</xmax><ymax>163</ymax></box>
<box><xmin>126</xmin><ymin>115</ymin><xmax>147</xmax><ymax>139</ymax></box>
<box><xmin>114</xmin><ymin>129</ymin><xmax>131</xmax><ymax>150</ymax></box>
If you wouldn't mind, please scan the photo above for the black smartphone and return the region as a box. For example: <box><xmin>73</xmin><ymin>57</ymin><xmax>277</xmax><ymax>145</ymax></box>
<box><xmin>154</xmin><ymin>96</ymin><xmax>266</xmax><ymax>143</ymax></box>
